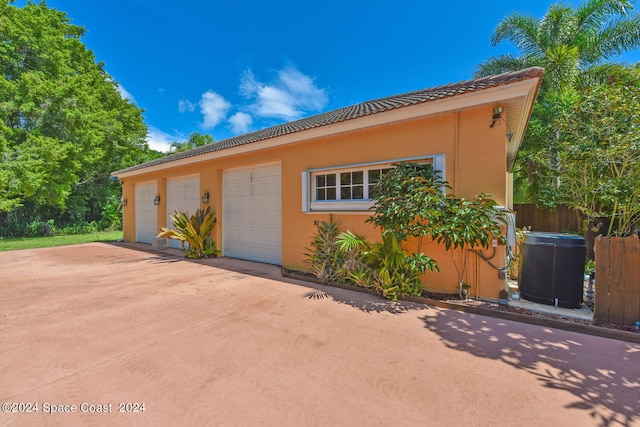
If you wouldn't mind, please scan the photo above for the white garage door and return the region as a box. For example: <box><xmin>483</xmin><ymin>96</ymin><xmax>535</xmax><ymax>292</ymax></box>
<box><xmin>222</xmin><ymin>163</ymin><xmax>282</xmax><ymax>264</ymax></box>
<box><xmin>135</xmin><ymin>182</ymin><xmax>158</xmax><ymax>244</ymax></box>
<box><xmin>166</xmin><ymin>175</ymin><xmax>200</xmax><ymax>249</ymax></box>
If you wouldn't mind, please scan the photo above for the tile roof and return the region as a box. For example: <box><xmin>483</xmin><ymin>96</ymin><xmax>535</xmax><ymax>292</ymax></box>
<box><xmin>113</xmin><ymin>67</ymin><xmax>544</xmax><ymax>175</ymax></box>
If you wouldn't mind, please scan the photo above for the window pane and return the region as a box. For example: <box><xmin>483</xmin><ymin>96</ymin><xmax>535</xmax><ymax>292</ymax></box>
<box><xmin>353</xmin><ymin>171</ymin><xmax>363</xmax><ymax>184</ymax></box>
<box><xmin>316</xmin><ymin>188</ymin><xmax>325</xmax><ymax>201</ymax></box>
<box><xmin>316</xmin><ymin>175</ymin><xmax>325</xmax><ymax>187</ymax></box>
<box><xmin>327</xmin><ymin>188</ymin><xmax>336</xmax><ymax>200</ymax></box>
<box><xmin>369</xmin><ymin>184</ymin><xmax>378</xmax><ymax>198</ymax></box>
<box><xmin>353</xmin><ymin>185</ymin><xmax>364</xmax><ymax>199</ymax></box>
<box><xmin>340</xmin><ymin>172</ymin><xmax>351</xmax><ymax>186</ymax></box>
<box><xmin>341</xmin><ymin>187</ymin><xmax>351</xmax><ymax>199</ymax></box>
<box><xmin>369</xmin><ymin>169</ymin><xmax>380</xmax><ymax>183</ymax></box>
<box><xmin>327</xmin><ymin>174</ymin><xmax>336</xmax><ymax>186</ymax></box>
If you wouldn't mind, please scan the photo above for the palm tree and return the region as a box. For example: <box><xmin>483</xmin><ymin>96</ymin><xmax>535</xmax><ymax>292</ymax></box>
<box><xmin>476</xmin><ymin>0</ymin><xmax>640</xmax><ymax>237</ymax></box>
<box><xmin>475</xmin><ymin>0</ymin><xmax>640</xmax><ymax>91</ymax></box>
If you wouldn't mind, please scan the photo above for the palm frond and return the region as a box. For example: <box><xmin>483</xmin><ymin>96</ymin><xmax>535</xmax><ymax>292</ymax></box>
<box><xmin>492</xmin><ymin>13</ymin><xmax>542</xmax><ymax>57</ymax></box>
<box><xmin>576</xmin><ymin>0</ymin><xmax>635</xmax><ymax>33</ymax></box>
<box><xmin>474</xmin><ymin>54</ymin><xmax>534</xmax><ymax>78</ymax></box>
<box><xmin>582</xmin><ymin>15</ymin><xmax>640</xmax><ymax>63</ymax></box>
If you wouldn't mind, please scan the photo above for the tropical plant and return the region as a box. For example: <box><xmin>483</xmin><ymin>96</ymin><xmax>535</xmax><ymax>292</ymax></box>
<box><xmin>337</xmin><ymin>231</ymin><xmax>433</xmax><ymax>301</ymax></box>
<box><xmin>157</xmin><ymin>207</ymin><xmax>219</xmax><ymax>259</ymax></box>
<box><xmin>475</xmin><ymin>0</ymin><xmax>640</xmax><ymax>210</ymax></box>
<box><xmin>437</xmin><ymin>194</ymin><xmax>507</xmax><ymax>297</ymax></box>
<box><xmin>306</xmin><ymin>163</ymin><xmax>508</xmax><ymax>300</ymax></box>
<box><xmin>368</xmin><ymin>162</ymin><xmax>506</xmax><ymax>296</ymax></box>
<box><xmin>475</xmin><ymin>0</ymin><xmax>640</xmax><ymax>92</ymax></box>
<box><xmin>305</xmin><ymin>220</ymin><xmax>347</xmax><ymax>284</ymax></box>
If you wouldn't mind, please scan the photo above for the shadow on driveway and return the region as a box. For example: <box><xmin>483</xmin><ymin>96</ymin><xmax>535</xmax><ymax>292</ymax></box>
<box><xmin>422</xmin><ymin>309</ymin><xmax>640</xmax><ymax>427</ymax></box>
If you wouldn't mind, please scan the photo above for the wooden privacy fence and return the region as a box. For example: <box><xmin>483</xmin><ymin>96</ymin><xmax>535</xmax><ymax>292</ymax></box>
<box><xmin>513</xmin><ymin>204</ymin><xmax>580</xmax><ymax>233</ymax></box>
<box><xmin>594</xmin><ymin>235</ymin><xmax>640</xmax><ymax>326</ymax></box>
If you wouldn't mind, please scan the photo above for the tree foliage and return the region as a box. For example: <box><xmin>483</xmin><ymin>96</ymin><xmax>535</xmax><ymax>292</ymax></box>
<box><xmin>550</xmin><ymin>68</ymin><xmax>640</xmax><ymax>236</ymax></box>
<box><xmin>476</xmin><ymin>0</ymin><xmax>640</xmax><ymax>232</ymax></box>
<box><xmin>169</xmin><ymin>132</ymin><xmax>214</xmax><ymax>153</ymax></box>
<box><xmin>367</xmin><ymin>162</ymin><xmax>506</xmax><ymax>292</ymax></box>
<box><xmin>367</xmin><ymin>162</ymin><xmax>505</xmax><ymax>251</ymax></box>
<box><xmin>476</xmin><ymin>0</ymin><xmax>640</xmax><ymax>92</ymax></box>
<box><xmin>0</xmin><ymin>1</ymin><xmax>161</xmax><ymax>235</ymax></box>
<box><xmin>306</xmin><ymin>163</ymin><xmax>507</xmax><ymax>299</ymax></box>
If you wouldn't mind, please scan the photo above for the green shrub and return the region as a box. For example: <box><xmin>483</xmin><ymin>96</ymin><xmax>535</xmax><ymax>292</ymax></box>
<box><xmin>305</xmin><ymin>221</ymin><xmax>347</xmax><ymax>284</ymax></box>
<box><xmin>306</xmin><ymin>223</ymin><xmax>436</xmax><ymax>301</ymax></box>
<box><xmin>305</xmin><ymin>161</ymin><xmax>506</xmax><ymax>300</ymax></box>
<box><xmin>157</xmin><ymin>207</ymin><xmax>219</xmax><ymax>259</ymax></box>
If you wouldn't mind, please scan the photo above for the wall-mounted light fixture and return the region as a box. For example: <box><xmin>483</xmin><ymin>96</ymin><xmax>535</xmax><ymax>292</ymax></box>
<box><xmin>122</xmin><ymin>197</ymin><xmax>128</xmax><ymax>207</ymax></box>
<box><xmin>202</xmin><ymin>190</ymin><xmax>210</xmax><ymax>204</ymax></box>
<box><xmin>490</xmin><ymin>105</ymin><xmax>503</xmax><ymax>128</ymax></box>
<box><xmin>154</xmin><ymin>194</ymin><xmax>161</xmax><ymax>205</ymax></box>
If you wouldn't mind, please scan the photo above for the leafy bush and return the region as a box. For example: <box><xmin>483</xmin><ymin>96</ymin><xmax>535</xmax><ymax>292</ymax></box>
<box><xmin>306</xmin><ymin>222</ymin><xmax>436</xmax><ymax>301</ymax></box>
<box><xmin>368</xmin><ymin>162</ymin><xmax>506</xmax><ymax>296</ymax></box>
<box><xmin>305</xmin><ymin>221</ymin><xmax>348</xmax><ymax>284</ymax></box>
<box><xmin>306</xmin><ymin>161</ymin><xmax>507</xmax><ymax>300</ymax></box>
<box><xmin>337</xmin><ymin>231</ymin><xmax>435</xmax><ymax>301</ymax></box>
<box><xmin>157</xmin><ymin>207</ymin><xmax>219</xmax><ymax>259</ymax></box>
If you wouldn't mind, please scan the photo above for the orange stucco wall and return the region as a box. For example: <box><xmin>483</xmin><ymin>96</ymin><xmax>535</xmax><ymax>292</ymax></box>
<box><xmin>119</xmin><ymin>105</ymin><xmax>511</xmax><ymax>298</ymax></box>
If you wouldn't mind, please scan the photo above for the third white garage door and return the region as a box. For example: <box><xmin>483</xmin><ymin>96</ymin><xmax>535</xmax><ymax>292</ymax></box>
<box><xmin>222</xmin><ymin>163</ymin><xmax>282</xmax><ymax>264</ymax></box>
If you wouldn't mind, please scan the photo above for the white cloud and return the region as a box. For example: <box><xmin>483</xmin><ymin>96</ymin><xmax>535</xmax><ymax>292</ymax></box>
<box><xmin>178</xmin><ymin>99</ymin><xmax>196</xmax><ymax>113</ymax></box>
<box><xmin>199</xmin><ymin>91</ymin><xmax>231</xmax><ymax>129</ymax></box>
<box><xmin>117</xmin><ymin>84</ymin><xmax>135</xmax><ymax>103</ymax></box>
<box><xmin>228</xmin><ymin>112</ymin><xmax>253</xmax><ymax>134</ymax></box>
<box><xmin>240</xmin><ymin>66</ymin><xmax>328</xmax><ymax>121</ymax></box>
<box><xmin>146</xmin><ymin>126</ymin><xmax>178</xmax><ymax>153</ymax></box>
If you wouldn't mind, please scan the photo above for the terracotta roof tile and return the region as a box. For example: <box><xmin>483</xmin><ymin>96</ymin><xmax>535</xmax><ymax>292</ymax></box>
<box><xmin>113</xmin><ymin>67</ymin><xmax>543</xmax><ymax>175</ymax></box>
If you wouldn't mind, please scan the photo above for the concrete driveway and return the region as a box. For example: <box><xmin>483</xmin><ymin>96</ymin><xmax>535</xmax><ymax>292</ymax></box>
<box><xmin>1</xmin><ymin>243</ymin><xmax>638</xmax><ymax>426</ymax></box>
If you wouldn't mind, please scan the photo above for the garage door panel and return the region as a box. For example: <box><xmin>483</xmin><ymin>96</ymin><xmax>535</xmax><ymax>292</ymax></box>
<box><xmin>135</xmin><ymin>182</ymin><xmax>158</xmax><ymax>244</ymax></box>
<box><xmin>166</xmin><ymin>175</ymin><xmax>200</xmax><ymax>249</ymax></box>
<box><xmin>222</xmin><ymin>164</ymin><xmax>282</xmax><ymax>265</ymax></box>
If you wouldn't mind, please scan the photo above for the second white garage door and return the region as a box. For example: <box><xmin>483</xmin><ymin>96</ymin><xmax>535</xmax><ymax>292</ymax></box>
<box><xmin>166</xmin><ymin>175</ymin><xmax>200</xmax><ymax>249</ymax></box>
<box><xmin>222</xmin><ymin>163</ymin><xmax>282</xmax><ymax>264</ymax></box>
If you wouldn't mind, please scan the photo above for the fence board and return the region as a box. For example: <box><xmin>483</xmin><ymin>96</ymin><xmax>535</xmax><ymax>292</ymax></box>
<box><xmin>594</xmin><ymin>236</ymin><xmax>610</xmax><ymax>322</ymax></box>
<box><xmin>594</xmin><ymin>235</ymin><xmax>640</xmax><ymax>326</ymax></box>
<box><xmin>513</xmin><ymin>204</ymin><xmax>580</xmax><ymax>233</ymax></box>
<box><xmin>623</xmin><ymin>237</ymin><xmax>640</xmax><ymax>325</ymax></box>
<box><xmin>608</xmin><ymin>238</ymin><xmax>626</xmax><ymax>326</ymax></box>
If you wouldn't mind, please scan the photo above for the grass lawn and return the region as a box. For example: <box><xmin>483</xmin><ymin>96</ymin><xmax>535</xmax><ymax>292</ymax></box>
<box><xmin>0</xmin><ymin>230</ymin><xmax>123</xmax><ymax>251</ymax></box>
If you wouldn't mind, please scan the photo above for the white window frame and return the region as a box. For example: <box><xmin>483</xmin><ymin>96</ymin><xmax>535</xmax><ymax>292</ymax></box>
<box><xmin>302</xmin><ymin>154</ymin><xmax>446</xmax><ymax>212</ymax></box>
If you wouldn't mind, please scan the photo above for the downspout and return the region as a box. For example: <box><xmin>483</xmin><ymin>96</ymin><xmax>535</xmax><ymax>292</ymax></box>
<box><xmin>475</xmin><ymin>250</ymin><xmax>480</xmax><ymax>301</ymax></box>
<box><xmin>454</xmin><ymin>112</ymin><xmax>459</xmax><ymax>195</ymax></box>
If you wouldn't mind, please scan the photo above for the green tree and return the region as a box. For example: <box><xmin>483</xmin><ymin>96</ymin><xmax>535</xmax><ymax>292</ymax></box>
<box><xmin>476</xmin><ymin>0</ymin><xmax>640</xmax><ymax>209</ymax></box>
<box><xmin>553</xmin><ymin>66</ymin><xmax>640</xmax><ymax>237</ymax></box>
<box><xmin>169</xmin><ymin>132</ymin><xmax>214</xmax><ymax>153</ymax></box>
<box><xmin>476</xmin><ymin>0</ymin><xmax>640</xmax><ymax>92</ymax></box>
<box><xmin>0</xmin><ymin>1</ymin><xmax>160</xmax><ymax>235</ymax></box>
<box><xmin>367</xmin><ymin>162</ymin><xmax>506</xmax><ymax>297</ymax></box>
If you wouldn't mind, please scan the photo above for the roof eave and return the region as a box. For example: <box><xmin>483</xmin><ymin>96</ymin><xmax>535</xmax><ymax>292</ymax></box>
<box><xmin>112</xmin><ymin>68</ymin><xmax>544</xmax><ymax>179</ymax></box>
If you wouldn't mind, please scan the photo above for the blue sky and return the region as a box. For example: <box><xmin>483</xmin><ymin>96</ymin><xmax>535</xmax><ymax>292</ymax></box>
<box><xmin>13</xmin><ymin>0</ymin><xmax>640</xmax><ymax>152</ymax></box>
